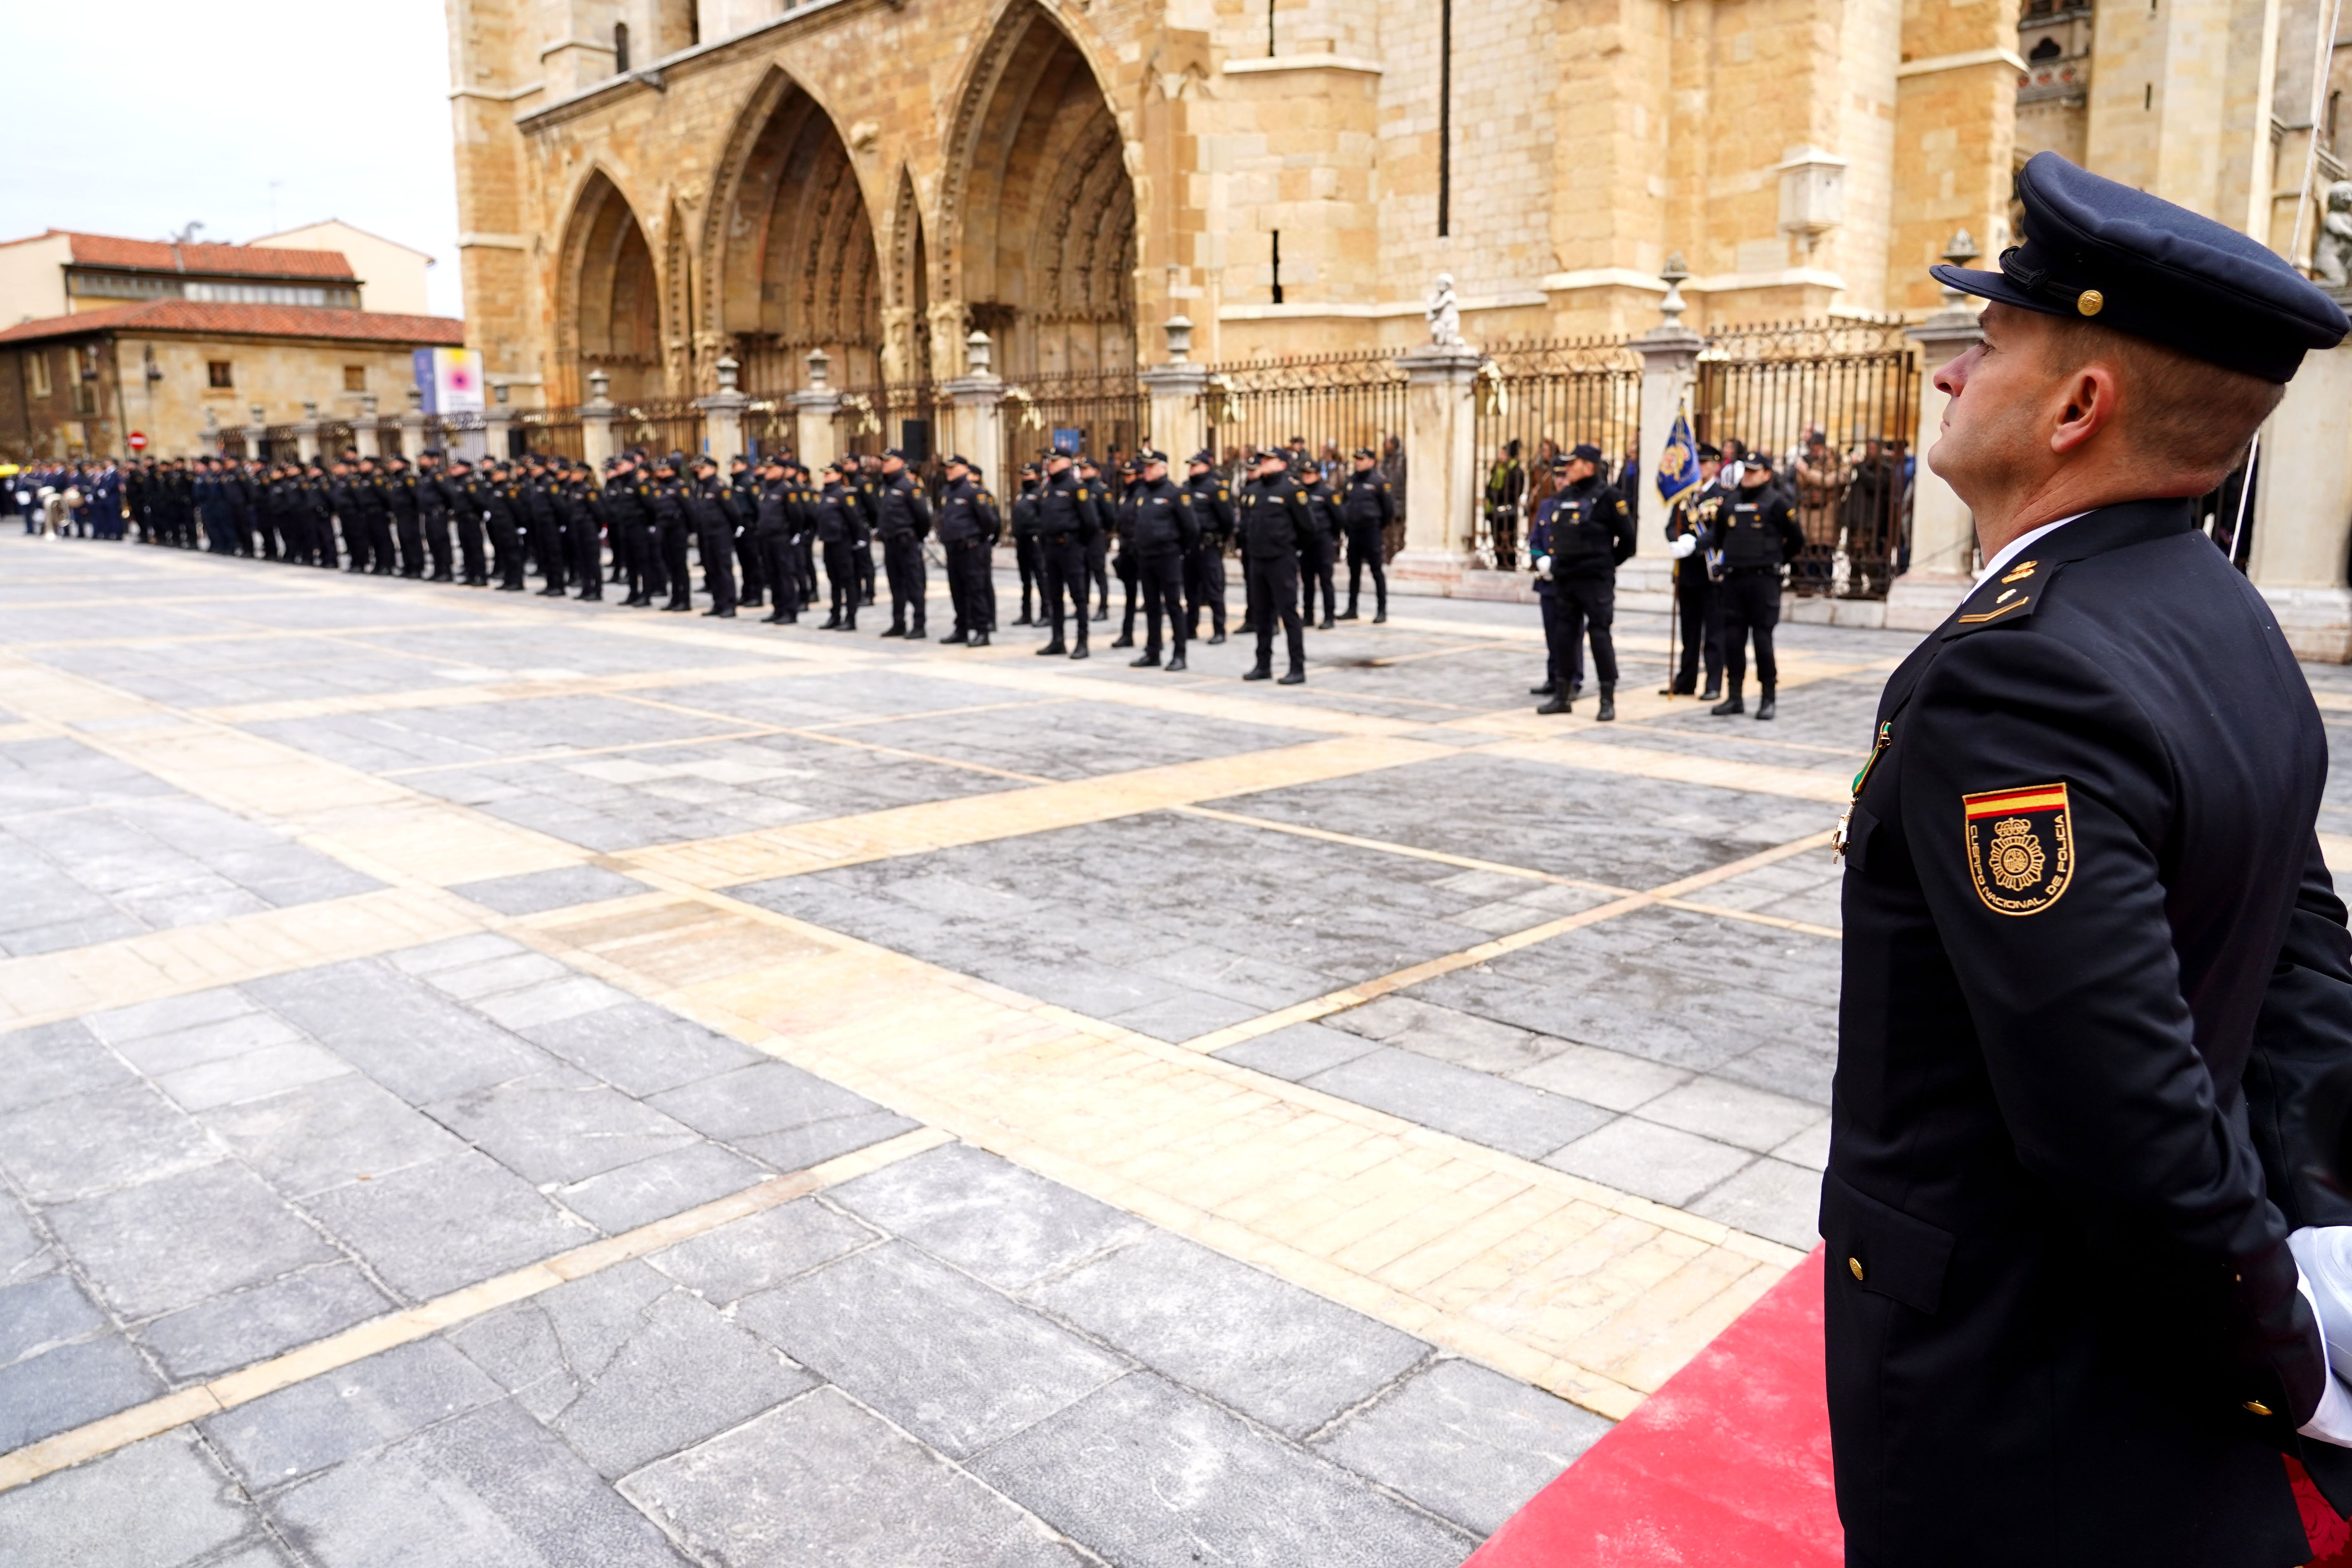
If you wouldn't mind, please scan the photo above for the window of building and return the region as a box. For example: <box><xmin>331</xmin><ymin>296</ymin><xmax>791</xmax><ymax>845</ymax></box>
<box><xmin>27</xmin><ymin>352</ymin><xmax>52</xmax><ymax>398</ymax></box>
<box><xmin>343</xmin><ymin>365</ymin><xmax>366</xmax><ymax>392</ymax></box>
<box><xmin>181</xmin><ymin>280</ymin><xmax>357</xmax><ymax>307</ymax></box>
<box><xmin>2029</xmin><ymin>35</ymin><xmax>2063</xmax><ymax>58</ymax></box>
<box><xmin>71</xmin><ymin>381</ymin><xmax>97</xmax><ymax>415</ymax></box>
<box><xmin>208</xmin><ymin>361</ymin><xmax>233</xmax><ymax>389</ymax></box>
<box><xmin>614</xmin><ymin>21</ymin><xmax>630</xmax><ymax>72</ymax></box>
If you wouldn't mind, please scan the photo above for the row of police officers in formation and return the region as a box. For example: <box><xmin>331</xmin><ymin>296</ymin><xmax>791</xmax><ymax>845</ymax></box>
<box><xmin>1525</xmin><ymin>439</ymin><xmax>1807</xmax><ymax>721</ymax></box>
<box><xmin>78</xmin><ymin>440</ymin><xmax>1399</xmax><ymax>686</ymax></box>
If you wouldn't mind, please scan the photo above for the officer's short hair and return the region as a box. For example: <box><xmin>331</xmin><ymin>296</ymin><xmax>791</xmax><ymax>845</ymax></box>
<box><xmin>2036</xmin><ymin>314</ymin><xmax>2283</xmax><ymax>479</ymax></box>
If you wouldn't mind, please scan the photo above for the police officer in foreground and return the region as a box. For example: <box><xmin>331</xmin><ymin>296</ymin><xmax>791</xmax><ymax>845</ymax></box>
<box><xmin>1828</xmin><ymin>150</ymin><xmax>2352</xmax><ymax>1567</ymax></box>
<box><xmin>1337</xmin><ymin>448</ymin><xmax>1394</xmax><ymax>623</ymax></box>
<box><xmin>935</xmin><ymin>453</ymin><xmax>995</xmax><ymax>647</ymax></box>
<box><xmin>1530</xmin><ymin>444</ymin><xmax>1635</xmax><ymax>720</ymax></box>
<box><xmin>1183</xmin><ymin>449</ymin><xmax>1233</xmax><ymax>643</ymax></box>
<box><xmin>1124</xmin><ymin>449</ymin><xmax>1195</xmax><ymax>671</ymax></box>
<box><xmin>686</xmin><ymin>455</ymin><xmax>739</xmax><ymax>617</ymax></box>
<box><xmin>1238</xmin><ymin>448</ymin><xmax>1312</xmax><ymax>685</ymax></box>
<box><xmin>1707</xmin><ymin>452</ymin><xmax>1805</xmax><ymax>718</ymax></box>
<box><xmin>1660</xmin><ymin>443</ymin><xmax>1725</xmax><ymax>700</ymax></box>
<box><xmin>873</xmin><ymin>448</ymin><xmax>932</xmax><ymax>639</ymax></box>
<box><xmin>1031</xmin><ymin>450</ymin><xmax>1096</xmax><ymax>659</ymax></box>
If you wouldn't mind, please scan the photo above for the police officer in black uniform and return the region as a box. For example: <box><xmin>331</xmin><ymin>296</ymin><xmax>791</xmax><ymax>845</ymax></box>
<box><xmin>1531</xmin><ymin>444</ymin><xmax>1636</xmax><ymax>720</ymax></box>
<box><xmin>1828</xmin><ymin>151</ymin><xmax>2352</xmax><ymax>1567</ymax></box>
<box><xmin>1123</xmin><ymin>449</ymin><xmax>1196</xmax><ymax>671</ymax></box>
<box><xmin>935</xmin><ymin>453</ymin><xmax>996</xmax><ymax>648</ymax></box>
<box><xmin>1031</xmin><ymin>451</ymin><xmax>1096</xmax><ymax>659</ymax></box>
<box><xmin>1337</xmin><ymin>448</ymin><xmax>1395</xmax><ymax>623</ymax></box>
<box><xmin>1660</xmin><ymin>442</ymin><xmax>1725</xmax><ymax>699</ymax></box>
<box><xmin>1011</xmin><ymin>464</ymin><xmax>1045</xmax><ymax>625</ymax></box>
<box><xmin>870</xmin><ymin>448</ymin><xmax>929</xmax><ymax>638</ymax></box>
<box><xmin>1295</xmin><ymin>448</ymin><xmax>1340</xmax><ymax>631</ymax></box>
<box><xmin>1706</xmin><ymin>453</ymin><xmax>1805</xmax><ymax>719</ymax></box>
<box><xmin>814</xmin><ymin>460</ymin><xmax>863</xmax><ymax>630</ymax></box>
<box><xmin>753</xmin><ymin>455</ymin><xmax>802</xmax><ymax>624</ymax></box>
<box><xmin>1183</xmin><ymin>450</ymin><xmax>1233</xmax><ymax>644</ymax></box>
<box><xmin>727</xmin><ymin>453</ymin><xmax>766</xmax><ymax>610</ymax></box>
<box><xmin>1239</xmin><ymin>449</ymin><xmax>1312</xmax><ymax>685</ymax></box>
<box><xmin>685</xmin><ymin>455</ymin><xmax>739</xmax><ymax>617</ymax></box>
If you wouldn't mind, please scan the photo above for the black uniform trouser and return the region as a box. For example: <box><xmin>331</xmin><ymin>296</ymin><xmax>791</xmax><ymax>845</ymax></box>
<box><xmin>394</xmin><ymin>512</ymin><xmax>424</xmax><ymax>576</ymax></box>
<box><xmin>1344</xmin><ymin>522</ymin><xmax>1386</xmax><ymax>612</ymax></box>
<box><xmin>735</xmin><ymin>526</ymin><xmax>765</xmax><ymax>604</ymax></box>
<box><xmin>490</xmin><ymin>515</ymin><xmax>526</xmax><ymax>589</ymax></box>
<box><xmin>420</xmin><ymin>509</ymin><xmax>453</xmax><ymax>579</ymax></box>
<box><xmin>533</xmin><ymin>515</ymin><xmax>567</xmax><ymax>591</ymax></box>
<box><xmin>659</xmin><ymin>520</ymin><xmax>691</xmax><ymax>606</ymax></box>
<box><xmin>856</xmin><ymin>538</ymin><xmax>876</xmax><ymax>602</ymax></box>
<box><xmin>1138</xmin><ymin>550</ymin><xmax>1187</xmax><ymax>660</ymax></box>
<box><xmin>311</xmin><ymin>511</ymin><xmax>338</xmax><ymax>567</ymax></box>
<box><xmin>1673</xmin><ymin>566</ymin><xmax>1723</xmax><ymax>692</ymax></box>
<box><xmin>823</xmin><ymin>540</ymin><xmax>858</xmax><ymax>623</ymax></box>
<box><xmin>1016</xmin><ymin>534</ymin><xmax>1043</xmax><ymax>618</ymax></box>
<box><xmin>882</xmin><ymin>533</ymin><xmax>925</xmax><ymax>631</ymax></box>
<box><xmin>946</xmin><ymin>537</ymin><xmax>990</xmax><ymax>636</ymax></box>
<box><xmin>796</xmin><ymin>535</ymin><xmax>818</xmax><ymax>601</ymax></box>
<box><xmin>1086</xmin><ymin>532</ymin><xmax>1110</xmax><ymax>614</ymax></box>
<box><xmin>698</xmin><ymin>522</ymin><xmax>736</xmax><ymax>612</ymax></box>
<box><xmin>1246</xmin><ymin>552</ymin><xmax>1305</xmax><ymax>674</ymax></box>
<box><xmin>455</xmin><ymin>512</ymin><xmax>486</xmax><ymax>581</ymax></box>
<box><xmin>568</xmin><ymin>512</ymin><xmax>601</xmax><ymax>597</ymax></box>
<box><xmin>758</xmin><ymin>531</ymin><xmax>799</xmax><ymax>616</ymax></box>
<box><xmin>1185</xmin><ymin>542</ymin><xmax>1227</xmax><ymax>636</ymax></box>
<box><xmin>1298</xmin><ymin>534</ymin><xmax>1335</xmax><ymax>623</ymax></box>
<box><xmin>365</xmin><ymin>512</ymin><xmax>395</xmax><ymax>573</ymax></box>
<box><xmin>625</xmin><ymin>523</ymin><xmax>662</xmax><ymax>601</ymax></box>
<box><xmin>1719</xmin><ymin>569</ymin><xmax>1782</xmax><ymax>691</ymax></box>
<box><xmin>1040</xmin><ymin>536</ymin><xmax>1089</xmax><ymax>649</ymax></box>
<box><xmin>1553</xmin><ymin>570</ymin><xmax>1618</xmax><ymax>687</ymax></box>
<box><xmin>1116</xmin><ymin>549</ymin><xmax>1140</xmax><ymax>640</ymax></box>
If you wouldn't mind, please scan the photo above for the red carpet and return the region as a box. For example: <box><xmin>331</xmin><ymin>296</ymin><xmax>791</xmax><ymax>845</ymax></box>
<box><xmin>1469</xmin><ymin>1245</ymin><xmax>2352</xmax><ymax>1568</ymax></box>
<box><xmin>1468</xmin><ymin>1248</ymin><xmax>1840</xmax><ymax>1568</ymax></box>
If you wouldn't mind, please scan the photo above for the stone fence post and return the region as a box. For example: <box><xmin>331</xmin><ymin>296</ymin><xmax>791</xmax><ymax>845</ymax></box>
<box><xmin>351</xmin><ymin>396</ymin><xmax>382</xmax><ymax>460</ymax></box>
<box><xmin>1885</xmin><ymin>238</ymin><xmax>1989</xmax><ymax>631</ymax></box>
<box><xmin>941</xmin><ymin>331</ymin><xmax>1005</xmax><ymax>475</ymax></box>
<box><xmin>294</xmin><ymin>402</ymin><xmax>321</xmax><ymax>465</ymax></box>
<box><xmin>2250</xmin><ymin>318</ymin><xmax>2352</xmax><ymax>662</ymax></box>
<box><xmin>581</xmin><ymin>370</ymin><xmax>616</xmax><ymax>468</ymax></box>
<box><xmin>242</xmin><ymin>402</ymin><xmax>268</xmax><ymax>465</ymax></box>
<box><xmin>1139</xmin><ymin>316</ymin><xmax>1209</xmax><ymax>460</ymax></box>
<box><xmin>789</xmin><ymin>349</ymin><xmax>844</xmax><ymax>472</ymax></box>
<box><xmin>398</xmin><ymin>388</ymin><xmax>431</xmax><ymax>463</ymax></box>
<box><xmin>1388</xmin><ymin>343</ymin><xmax>1484</xmax><ymax>594</ymax></box>
<box><xmin>1626</xmin><ymin>259</ymin><xmax>1705</xmax><ymax>602</ymax></box>
<box><xmin>697</xmin><ymin>357</ymin><xmax>748</xmax><ymax>462</ymax></box>
<box><xmin>484</xmin><ymin>406</ymin><xmax>515</xmax><ymax>462</ymax></box>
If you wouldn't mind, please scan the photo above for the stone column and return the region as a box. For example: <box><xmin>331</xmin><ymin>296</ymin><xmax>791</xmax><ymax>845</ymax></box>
<box><xmin>1139</xmin><ymin>316</ymin><xmax>1208</xmax><ymax>460</ymax></box>
<box><xmin>697</xmin><ymin>356</ymin><xmax>749</xmax><ymax>462</ymax></box>
<box><xmin>581</xmin><ymin>370</ymin><xmax>616</xmax><ymax>468</ymax></box>
<box><xmin>485</xmin><ymin>405</ymin><xmax>515</xmax><ymax>462</ymax></box>
<box><xmin>1885</xmin><ymin>236</ymin><xmax>1988</xmax><ymax>632</ymax></box>
<box><xmin>398</xmin><ymin>388</ymin><xmax>431</xmax><ymax>462</ymax></box>
<box><xmin>2250</xmin><ymin>321</ymin><xmax>2352</xmax><ymax>662</ymax></box>
<box><xmin>242</xmin><ymin>402</ymin><xmax>268</xmax><ymax>465</ymax></box>
<box><xmin>351</xmin><ymin>396</ymin><xmax>382</xmax><ymax>459</ymax></box>
<box><xmin>789</xmin><ymin>349</ymin><xmax>844</xmax><ymax>471</ymax></box>
<box><xmin>1626</xmin><ymin>259</ymin><xmax>1707</xmax><ymax>602</ymax></box>
<box><xmin>941</xmin><ymin>332</ymin><xmax>1004</xmax><ymax>476</ymax></box>
<box><xmin>1388</xmin><ymin>342</ymin><xmax>1486</xmax><ymax>595</ymax></box>
<box><xmin>294</xmin><ymin>401</ymin><xmax>321</xmax><ymax>464</ymax></box>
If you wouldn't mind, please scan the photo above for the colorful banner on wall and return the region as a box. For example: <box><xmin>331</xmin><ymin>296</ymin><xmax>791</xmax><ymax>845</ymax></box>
<box><xmin>413</xmin><ymin>348</ymin><xmax>485</xmax><ymax>414</ymax></box>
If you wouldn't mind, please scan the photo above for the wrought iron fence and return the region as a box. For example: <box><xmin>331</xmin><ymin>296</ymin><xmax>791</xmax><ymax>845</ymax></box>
<box><xmin>316</xmin><ymin>420</ymin><xmax>355</xmax><ymax>458</ymax></box>
<box><xmin>1693</xmin><ymin>318</ymin><xmax>1920</xmax><ymax>598</ymax></box>
<box><xmin>425</xmin><ymin>412</ymin><xmax>489</xmax><ymax>463</ymax></box>
<box><xmin>1471</xmin><ymin>337</ymin><xmax>1645</xmax><ymax>569</ymax></box>
<box><xmin>515</xmin><ymin>406</ymin><xmax>585</xmax><ymax>462</ymax></box>
<box><xmin>830</xmin><ymin>384</ymin><xmax>947</xmax><ymax>486</ymax></box>
<box><xmin>1200</xmin><ymin>351</ymin><xmax>1408</xmax><ymax>481</ymax></box>
<box><xmin>263</xmin><ymin>425</ymin><xmax>303</xmax><ymax>463</ymax></box>
<box><xmin>742</xmin><ymin>399</ymin><xmax>794</xmax><ymax>460</ymax></box>
<box><xmin>368</xmin><ymin>418</ymin><xmax>405</xmax><ymax>460</ymax></box>
<box><xmin>997</xmin><ymin>369</ymin><xmax>1146</xmax><ymax>482</ymax></box>
<box><xmin>609</xmin><ymin>399</ymin><xmax>706</xmax><ymax>460</ymax></box>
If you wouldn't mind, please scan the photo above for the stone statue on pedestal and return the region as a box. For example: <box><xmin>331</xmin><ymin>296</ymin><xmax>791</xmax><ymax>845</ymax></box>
<box><xmin>1426</xmin><ymin>274</ymin><xmax>1462</xmax><ymax>347</ymax></box>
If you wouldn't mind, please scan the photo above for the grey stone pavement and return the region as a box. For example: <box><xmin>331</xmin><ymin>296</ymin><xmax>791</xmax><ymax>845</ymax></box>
<box><xmin>0</xmin><ymin>531</ymin><xmax>2181</xmax><ymax>1565</ymax></box>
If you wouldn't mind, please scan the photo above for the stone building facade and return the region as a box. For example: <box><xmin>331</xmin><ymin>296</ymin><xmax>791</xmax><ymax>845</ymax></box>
<box><xmin>442</xmin><ymin>0</ymin><xmax>2030</xmax><ymax>408</ymax></box>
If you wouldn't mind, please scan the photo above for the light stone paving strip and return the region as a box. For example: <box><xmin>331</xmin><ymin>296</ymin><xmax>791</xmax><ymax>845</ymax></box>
<box><xmin>0</xmin><ymin>1127</ymin><xmax>952</xmax><ymax>1496</ymax></box>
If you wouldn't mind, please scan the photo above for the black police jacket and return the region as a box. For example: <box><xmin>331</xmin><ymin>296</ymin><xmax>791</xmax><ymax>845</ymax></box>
<box><xmin>813</xmin><ymin>482</ymin><xmax>859</xmax><ymax>545</ymax></box>
<box><xmin>1011</xmin><ymin>486</ymin><xmax>1041</xmax><ymax>540</ymax></box>
<box><xmin>935</xmin><ymin>475</ymin><xmax>992</xmax><ymax>545</ymax></box>
<box><xmin>1238</xmin><ymin>473</ymin><xmax>1314</xmax><ymax>560</ymax></box>
<box><xmin>872</xmin><ymin>471</ymin><xmax>931</xmax><ymax>542</ymax></box>
<box><xmin>1185</xmin><ymin>470</ymin><xmax>1235</xmax><ymax>541</ymax></box>
<box><xmin>1032</xmin><ymin>470</ymin><xmax>1098</xmax><ymax>545</ymax></box>
<box><xmin>1712</xmin><ymin>484</ymin><xmax>1805</xmax><ymax>570</ymax></box>
<box><xmin>1123</xmin><ymin>475</ymin><xmax>1197</xmax><ymax>557</ymax></box>
<box><xmin>1830</xmin><ymin>499</ymin><xmax>2352</xmax><ymax>1566</ymax></box>
<box><xmin>1540</xmin><ymin>477</ymin><xmax>1636</xmax><ymax>576</ymax></box>
<box><xmin>1340</xmin><ymin>469</ymin><xmax>1395</xmax><ymax>531</ymax></box>
<box><xmin>754</xmin><ymin>479</ymin><xmax>794</xmax><ymax>535</ymax></box>
<box><xmin>645</xmin><ymin>478</ymin><xmax>689</xmax><ymax>530</ymax></box>
<box><xmin>683</xmin><ymin>478</ymin><xmax>738</xmax><ymax>534</ymax></box>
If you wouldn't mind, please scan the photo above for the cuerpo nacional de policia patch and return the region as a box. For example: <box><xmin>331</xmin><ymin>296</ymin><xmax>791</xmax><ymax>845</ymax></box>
<box><xmin>1962</xmin><ymin>783</ymin><xmax>2075</xmax><ymax>915</ymax></box>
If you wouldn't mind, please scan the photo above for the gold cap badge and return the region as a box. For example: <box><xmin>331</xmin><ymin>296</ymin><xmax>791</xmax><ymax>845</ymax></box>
<box><xmin>2077</xmin><ymin>289</ymin><xmax>2105</xmax><ymax>317</ymax></box>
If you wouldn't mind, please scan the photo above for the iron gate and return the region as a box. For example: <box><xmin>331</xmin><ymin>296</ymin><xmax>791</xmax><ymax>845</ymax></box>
<box><xmin>1693</xmin><ymin>320</ymin><xmax>1919</xmax><ymax>598</ymax></box>
<box><xmin>1471</xmin><ymin>338</ymin><xmax>1644</xmax><ymax>569</ymax></box>
<box><xmin>1200</xmin><ymin>351</ymin><xmax>1408</xmax><ymax>484</ymax></box>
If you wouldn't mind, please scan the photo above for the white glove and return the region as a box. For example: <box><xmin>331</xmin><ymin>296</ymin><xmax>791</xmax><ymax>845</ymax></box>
<box><xmin>1669</xmin><ymin>534</ymin><xmax>1698</xmax><ymax>559</ymax></box>
<box><xmin>1532</xmin><ymin>554</ymin><xmax>1552</xmax><ymax>579</ymax></box>
<box><xmin>2291</xmin><ymin>1227</ymin><xmax>2352</xmax><ymax>1446</ymax></box>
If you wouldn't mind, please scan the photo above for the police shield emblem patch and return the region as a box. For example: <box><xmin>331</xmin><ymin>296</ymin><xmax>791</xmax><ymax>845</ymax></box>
<box><xmin>1962</xmin><ymin>783</ymin><xmax>2073</xmax><ymax>915</ymax></box>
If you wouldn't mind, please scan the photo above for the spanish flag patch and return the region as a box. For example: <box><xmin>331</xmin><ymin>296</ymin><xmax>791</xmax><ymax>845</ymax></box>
<box><xmin>1962</xmin><ymin>783</ymin><xmax>2074</xmax><ymax>916</ymax></box>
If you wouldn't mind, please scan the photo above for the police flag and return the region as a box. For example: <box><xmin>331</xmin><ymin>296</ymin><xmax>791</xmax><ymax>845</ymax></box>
<box><xmin>1655</xmin><ymin>410</ymin><xmax>1702</xmax><ymax>510</ymax></box>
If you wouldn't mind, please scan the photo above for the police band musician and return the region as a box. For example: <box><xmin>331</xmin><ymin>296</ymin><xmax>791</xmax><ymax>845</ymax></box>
<box><xmin>1827</xmin><ymin>150</ymin><xmax>2352</xmax><ymax>1566</ymax></box>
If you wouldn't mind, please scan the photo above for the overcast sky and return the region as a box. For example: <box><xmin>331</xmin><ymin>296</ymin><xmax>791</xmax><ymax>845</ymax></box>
<box><xmin>12</xmin><ymin>0</ymin><xmax>465</xmax><ymax>318</ymax></box>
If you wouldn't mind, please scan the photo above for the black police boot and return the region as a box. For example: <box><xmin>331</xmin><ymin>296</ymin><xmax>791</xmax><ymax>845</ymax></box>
<box><xmin>1130</xmin><ymin>650</ymin><xmax>1160</xmax><ymax>668</ymax></box>
<box><xmin>1069</xmin><ymin>642</ymin><xmax>1089</xmax><ymax>660</ymax></box>
<box><xmin>1535</xmin><ymin>693</ymin><xmax>1572</xmax><ymax>715</ymax></box>
<box><xmin>764</xmin><ymin>610</ymin><xmax>790</xmax><ymax>625</ymax></box>
<box><xmin>1318</xmin><ymin>615</ymin><xmax>1335</xmax><ymax>631</ymax></box>
<box><xmin>1755</xmin><ymin>685</ymin><xmax>1777</xmax><ymax>721</ymax></box>
<box><xmin>880</xmin><ymin>624</ymin><xmax>905</xmax><ymax>638</ymax></box>
<box><xmin>1596</xmin><ymin>683</ymin><xmax>1616</xmax><ymax>722</ymax></box>
<box><xmin>969</xmin><ymin>631</ymin><xmax>988</xmax><ymax>648</ymax></box>
<box><xmin>1036</xmin><ymin>639</ymin><xmax>1067</xmax><ymax>656</ymax></box>
<box><xmin>1530</xmin><ymin>682</ymin><xmax>1556</xmax><ymax>697</ymax></box>
<box><xmin>939</xmin><ymin>629</ymin><xmax>968</xmax><ymax>644</ymax></box>
<box><xmin>1110</xmin><ymin>633</ymin><xmax>1135</xmax><ymax>650</ymax></box>
<box><xmin>820</xmin><ymin>612</ymin><xmax>841</xmax><ymax>630</ymax></box>
<box><xmin>910</xmin><ymin>621</ymin><xmax>926</xmax><ymax>639</ymax></box>
<box><xmin>538</xmin><ymin>585</ymin><xmax>565</xmax><ymax>597</ymax></box>
<box><xmin>1710</xmin><ymin>685</ymin><xmax>1745</xmax><ymax>716</ymax></box>
<box><xmin>1278</xmin><ymin>666</ymin><xmax>1305</xmax><ymax>686</ymax></box>
<box><xmin>1699</xmin><ymin>681</ymin><xmax>1721</xmax><ymax>702</ymax></box>
<box><xmin>1373</xmin><ymin>603</ymin><xmax>1386</xmax><ymax>624</ymax></box>
<box><xmin>1208</xmin><ymin>630</ymin><xmax>1227</xmax><ymax>645</ymax></box>
<box><xmin>1243</xmin><ymin>662</ymin><xmax>1272</xmax><ymax>681</ymax></box>
<box><xmin>1165</xmin><ymin>653</ymin><xmax>1187</xmax><ymax>672</ymax></box>
<box><xmin>1337</xmin><ymin>603</ymin><xmax>1360</xmax><ymax>621</ymax></box>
